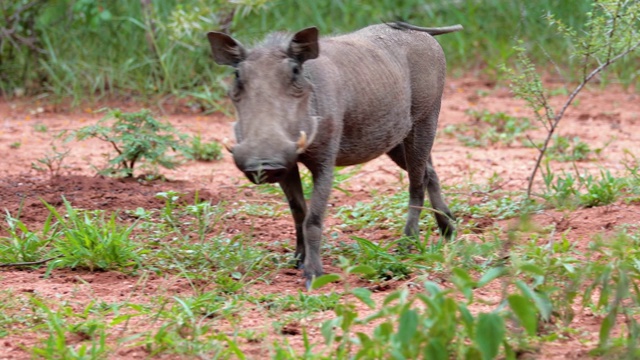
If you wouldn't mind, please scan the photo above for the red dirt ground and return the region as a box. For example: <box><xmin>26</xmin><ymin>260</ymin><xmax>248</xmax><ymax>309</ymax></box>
<box><xmin>1</xmin><ymin>77</ymin><xmax>640</xmax><ymax>359</ymax></box>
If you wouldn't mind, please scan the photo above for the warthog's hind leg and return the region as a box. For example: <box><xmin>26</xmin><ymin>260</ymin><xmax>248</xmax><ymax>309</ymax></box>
<box><xmin>386</xmin><ymin>144</ymin><xmax>455</xmax><ymax>239</ymax></box>
<box><xmin>425</xmin><ymin>156</ymin><xmax>455</xmax><ymax>239</ymax></box>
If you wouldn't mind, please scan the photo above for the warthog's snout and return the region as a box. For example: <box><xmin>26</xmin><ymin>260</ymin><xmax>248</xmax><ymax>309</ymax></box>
<box><xmin>224</xmin><ymin>130</ymin><xmax>312</xmax><ymax>184</ymax></box>
<box><xmin>243</xmin><ymin>162</ymin><xmax>288</xmax><ymax>184</ymax></box>
<box><xmin>231</xmin><ymin>142</ymin><xmax>296</xmax><ymax>184</ymax></box>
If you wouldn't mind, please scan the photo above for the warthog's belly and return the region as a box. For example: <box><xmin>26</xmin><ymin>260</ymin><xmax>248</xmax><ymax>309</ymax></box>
<box><xmin>335</xmin><ymin>114</ymin><xmax>413</xmax><ymax>166</ymax></box>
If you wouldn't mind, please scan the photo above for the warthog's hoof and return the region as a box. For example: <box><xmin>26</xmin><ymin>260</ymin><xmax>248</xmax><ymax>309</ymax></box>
<box><xmin>304</xmin><ymin>270</ymin><xmax>324</xmax><ymax>291</ymax></box>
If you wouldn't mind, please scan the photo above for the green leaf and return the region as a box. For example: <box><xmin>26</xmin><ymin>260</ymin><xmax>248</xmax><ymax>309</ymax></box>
<box><xmin>503</xmin><ymin>339</ymin><xmax>516</xmax><ymax>360</ymax></box>
<box><xmin>397</xmin><ymin>309</ymin><xmax>418</xmax><ymax>347</ymax></box>
<box><xmin>508</xmin><ymin>294</ymin><xmax>538</xmax><ymax>336</ymax></box>
<box><xmin>518</xmin><ymin>263</ymin><xmax>545</xmax><ymax>276</ymax></box>
<box><xmin>475</xmin><ymin>312</ymin><xmax>505</xmax><ymax>360</ymax></box>
<box><xmin>477</xmin><ymin>267</ymin><xmax>504</xmax><ymax>287</ymax></box>
<box><xmin>515</xmin><ymin>280</ymin><xmax>552</xmax><ymax>321</ymax></box>
<box><xmin>321</xmin><ymin>318</ymin><xmax>339</xmax><ymax>345</ymax></box>
<box><xmin>424</xmin><ymin>339</ymin><xmax>448</xmax><ymax>360</ymax></box>
<box><xmin>599</xmin><ymin>310</ymin><xmax>616</xmax><ymax>347</ymax></box>
<box><xmin>348</xmin><ymin>264</ymin><xmax>376</xmax><ymax>276</ymax></box>
<box><xmin>458</xmin><ymin>303</ymin><xmax>475</xmax><ymax>334</ymax></box>
<box><xmin>383</xmin><ymin>290</ymin><xmax>402</xmax><ymax>306</ymax></box>
<box><xmin>352</xmin><ymin>288</ymin><xmax>376</xmax><ymax>309</ymax></box>
<box><xmin>452</xmin><ymin>268</ymin><xmax>474</xmax><ymax>301</ymax></box>
<box><xmin>310</xmin><ymin>273</ymin><xmax>341</xmax><ymax>290</ymax></box>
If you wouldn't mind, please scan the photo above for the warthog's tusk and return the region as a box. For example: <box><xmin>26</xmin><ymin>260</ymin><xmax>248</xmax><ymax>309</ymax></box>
<box><xmin>296</xmin><ymin>131</ymin><xmax>307</xmax><ymax>154</ymax></box>
<box><xmin>222</xmin><ymin>138</ymin><xmax>234</xmax><ymax>153</ymax></box>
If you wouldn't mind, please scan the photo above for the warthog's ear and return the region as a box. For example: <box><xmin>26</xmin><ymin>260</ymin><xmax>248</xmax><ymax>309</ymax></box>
<box><xmin>207</xmin><ymin>32</ymin><xmax>247</xmax><ymax>67</ymax></box>
<box><xmin>287</xmin><ymin>27</ymin><xmax>319</xmax><ymax>63</ymax></box>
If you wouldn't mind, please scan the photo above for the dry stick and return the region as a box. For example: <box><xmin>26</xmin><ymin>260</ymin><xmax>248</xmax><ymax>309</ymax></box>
<box><xmin>0</xmin><ymin>255</ymin><xmax>61</xmax><ymax>268</ymax></box>
<box><xmin>526</xmin><ymin>39</ymin><xmax>640</xmax><ymax>197</ymax></box>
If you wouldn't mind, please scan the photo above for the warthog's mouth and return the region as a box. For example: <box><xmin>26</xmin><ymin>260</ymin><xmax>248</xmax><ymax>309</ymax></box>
<box><xmin>243</xmin><ymin>165</ymin><xmax>288</xmax><ymax>184</ymax></box>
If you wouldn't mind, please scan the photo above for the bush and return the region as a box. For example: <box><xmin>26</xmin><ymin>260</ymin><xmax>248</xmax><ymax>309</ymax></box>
<box><xmin>70</xmin><ymin>108</ymin><xmax>191</xmax><ymax>178</ymax></box>
<box><xmin>189</xmin><ymin>135</ymin><xmax>223</xmax><ymax>161</ymax></box>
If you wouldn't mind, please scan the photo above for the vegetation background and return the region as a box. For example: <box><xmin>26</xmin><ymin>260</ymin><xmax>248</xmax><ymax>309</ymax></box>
<box><xmin>2</xmin><ymin>0</ymin><xmax>637</xmax><ymax>107</ymax></box>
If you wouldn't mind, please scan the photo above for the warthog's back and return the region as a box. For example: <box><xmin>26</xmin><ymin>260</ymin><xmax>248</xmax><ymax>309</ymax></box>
<box><xmin>307</xmin><ymin>24</ymin><xmax>448</xmax><ymax>166</ymax></box>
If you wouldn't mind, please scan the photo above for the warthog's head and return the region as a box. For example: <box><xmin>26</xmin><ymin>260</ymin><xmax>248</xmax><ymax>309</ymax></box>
<box><xmin>207</xmin><ymin>28</ymin><xmax>320</xmax><ymax>184</ymax></box>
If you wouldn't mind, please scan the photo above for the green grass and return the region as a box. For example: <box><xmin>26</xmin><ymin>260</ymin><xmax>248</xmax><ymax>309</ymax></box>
<box><xmin>0</xmin><ymin>211</ymin><xmax>58</xmax><ymax>265</ymax></box>
<box><xmin>44</xmin><ymin>198</ymin><xmax>144</xmax><ymax>273</ymax></box>
<box><xmin>541</xmin><ymin>167</ymin><xmax>627</xmax><ymax>209</ymax></box>
<box><xmin>444</xmin><ymin>109</ymin><xmax>535</xmax><ymax>148</ymax></box>
<box><xmin>2</xmin><ymin>168</ymin><xmax>640</xmax><ymax>358</ymax></box>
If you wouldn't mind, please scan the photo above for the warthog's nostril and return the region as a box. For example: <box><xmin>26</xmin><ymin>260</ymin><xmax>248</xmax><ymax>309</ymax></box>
<box><xmin>244</xmin><ymin>165</ymin><xmax>288</xmax><ymax>184</ymax></box>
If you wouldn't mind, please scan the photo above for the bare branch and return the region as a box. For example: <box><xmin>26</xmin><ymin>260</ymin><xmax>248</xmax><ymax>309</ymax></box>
<box><xmin>526</xmin><ymin>38</ymin><xmax>640</xmax><ymax>197</ymax></box>
<box><xmin>0</xmin><ymin>255</ymin><xmax>61</xmax><ymax>268</ymax></box>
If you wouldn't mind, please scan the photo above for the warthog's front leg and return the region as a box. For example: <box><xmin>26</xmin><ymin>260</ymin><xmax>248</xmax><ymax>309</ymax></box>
<box><xmin>278</xmin><ymin>165</ymin><xmax>307</xmax><ymax>268</ymax></box>
<box><xmin>302</xmin><ymin>165</ymin><xmax>334</xmax><ymax>288</ymax></box>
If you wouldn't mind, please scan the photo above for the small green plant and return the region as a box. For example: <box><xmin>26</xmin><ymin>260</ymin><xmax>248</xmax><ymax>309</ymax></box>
<box><xmin>9</xmin><ymin>141</ymin><xmax>21</xmax><ymax>149</ymax></box>
<box><xmin>542</xmin><ymin>166</ymin><xmax>625</xmax><ymax>209</ymax></box>
<box><xmin>135</xmin><ymin>295</ymin><xmax>245</xmax><ymax>358</ymax></box>
<box><xmin>189</xmin><ymin>135</ymin><xmax>223</xmax><ymax>161</ymax></box>
<box><xmin>0</xmin><ymin>291</ymin><xmax>48</xmax><ymax>338</ymax></box>
<box><xmin>581</xmin><ymin>229</ymin><xmax>640</xmax><ymax>357</ymax></box>
<box><xmin>252</xmin><ymin>165</ymin><xmax>362</xmax><ymax>199</ymax></box>
<box><xmin>547</xmin><ymin>135</ymin><xmax>593</xmax><ymax>162</ymax></box>
<box><xmin>312</xmin><ymin>264</ymin><xmax>536</xmax><ymax>360</ymax></box>
<box><xmin>30</xmin><ymin>299</ymin><xmax>109</xmax><ymax>359</ymax></box>
<box><xmin>335</xmin><ymin>190</ymin><xmax>428</xmax><ymax>233</ymax></box>
<box><xmin>579</xmin><ymin>170</ymin><xmax>625</xmax><ymax>207</ymax></box>
<box><xmin>350</xmin><ymin>237</ymin><xmax>412</xmax><ymax>281</ymax></box>
<box><xmin>266</xmin><ymin>292</ymin><xmax>341</xmax><ymax>314</ymax></box>
<box><xmin>542</xmin><ymin>168</ymin><xmax>580</xmax><ymax>209</ymax></box>
<box><xmin>183</xmin><ymin>195</ymin><xmax>226</xmax><ymax>242</ymax></box>
<box><xmin>0</xmin><ymin>211</ymin><xmax>58</xmax><ymax>265</ymax></box>
<box><xmin>31</xmin><ymin>144</ymin><xmax>71</xmax><ymax>177</ymax></box>
<box><xmin>444</xmin><ymin>109</ymin><xmax>533</xmax><ymax>147</ymax></box>
<box><xmin>44</xmin><ymin>198</ymin><xmax>143</xmax><ymax>273</ymax></box>
<box><xmin>70</xmin><ymin>108</ymin><xmax>191</xmax><ymax>178</ymax></box>
<box><xmin>155</xmin><ymin>191</ymin><xmax>184</xmax><ymax>228</ymax></box>
<box><xmin>33</xmin><ymin>123</ymin><xmax>48</xmax><ymax>133</ymax></box>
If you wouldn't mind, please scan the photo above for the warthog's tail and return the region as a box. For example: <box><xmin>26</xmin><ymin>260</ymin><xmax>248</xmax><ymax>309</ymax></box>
<box><xmin>386</xmin><ymin>21</ymin><xmax>463</xmax><ymax>36</ymax></box>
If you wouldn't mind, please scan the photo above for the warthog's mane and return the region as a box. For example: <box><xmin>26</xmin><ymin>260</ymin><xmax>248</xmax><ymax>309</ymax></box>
<box><xmin>251</xmin><ymin>32</ymin><xmax>294</xmax><ymax>53</ymax></box>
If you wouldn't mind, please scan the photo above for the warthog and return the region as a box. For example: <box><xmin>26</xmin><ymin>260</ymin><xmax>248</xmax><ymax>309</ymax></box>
<box><xmin>207</xmin><ymin>21</ymin><xmax>461</xmax><ymax>287</ymax></box>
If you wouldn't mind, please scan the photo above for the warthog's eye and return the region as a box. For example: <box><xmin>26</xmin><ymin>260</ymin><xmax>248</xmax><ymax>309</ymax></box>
<box><xmin>230</xmin><ymin>69</ymin><xmax>243</xmax><ymax>101</ymax></box>
<box><xmin>289</xmin><ymin>62</ymin><xmax>305</xmax><ymax>96</ymax></box>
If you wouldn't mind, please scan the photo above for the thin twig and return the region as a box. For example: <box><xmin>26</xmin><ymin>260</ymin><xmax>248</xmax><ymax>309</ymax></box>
<box><xmin>0</xmin><ymin>255</ymin><xmax>61</xmax><ymax>268</ymax></box>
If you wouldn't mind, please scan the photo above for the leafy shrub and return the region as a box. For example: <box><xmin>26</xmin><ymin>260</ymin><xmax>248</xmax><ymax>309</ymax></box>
<box><xmin>312</xmin><ymin>265</ymin><xmax>535</xmax><ymax>360</ymax></box>
<box><xmin>547</xmin><ymin>135</ymin><xmax>593</xmax><ymax>162</ymax></box>
<box><xmin>70</xmin><ymin>109</ymin><xmax>191</xmax><ymax>178</ymax></box>
<box><xmin>542</xmin><ymin>166</ymin><xmax>625</xmax><ymax>209</ymax></box>
<box><xmin>189</xmin><ymin>135</ymin><xmax>223</xmax><ymax>161</ymax></box>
